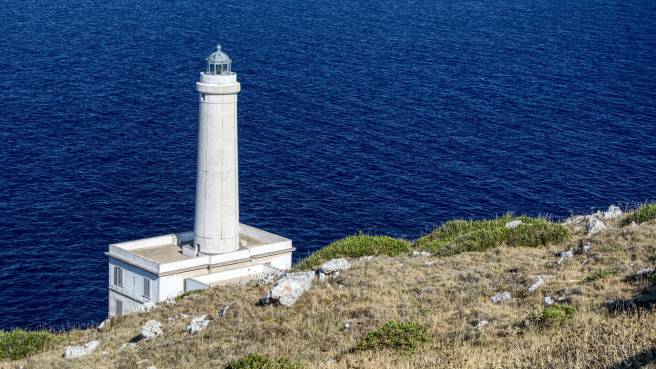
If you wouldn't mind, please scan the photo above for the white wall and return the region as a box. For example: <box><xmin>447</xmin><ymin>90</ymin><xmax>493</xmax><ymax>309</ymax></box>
<box><xmin>108</xmin><ymin>258</ymin><xmax>159</xmax><ymax>316</ymax></box>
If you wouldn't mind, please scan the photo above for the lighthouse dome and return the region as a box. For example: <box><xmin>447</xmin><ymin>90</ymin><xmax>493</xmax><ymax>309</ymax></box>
<box><xmin>206</xmin><ymin>44</ymin><xmax>232</xmax><ymax>75</ymax></box>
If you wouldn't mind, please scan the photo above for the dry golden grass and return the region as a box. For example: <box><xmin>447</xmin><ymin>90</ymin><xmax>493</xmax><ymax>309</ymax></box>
<box><xmin>4</xmin><ymin>211</ymin><xmax>656</xmax><ymax>369</ymax></box>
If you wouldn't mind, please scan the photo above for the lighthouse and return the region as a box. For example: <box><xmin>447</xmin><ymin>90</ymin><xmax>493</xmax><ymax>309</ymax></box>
<box><xmin>106</xmin><ymin>44</ymin><xmax>293</xmax><ymax>317</ymax></box>
<box><xmin>194</xmin><ymin>45</ymin><xmax>241</xmax><ymax>255</ymax></box>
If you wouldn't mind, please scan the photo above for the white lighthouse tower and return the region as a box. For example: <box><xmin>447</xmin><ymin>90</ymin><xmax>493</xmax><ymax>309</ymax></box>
<box><xmin>194</xmin><ymin>45</ymin><xmax>240</xmax><ymax>255</ymax></box>
<box><xmin>106</xmin><ymin>44</ymin><xmax>293</xmax><ymax>317</ymax></box>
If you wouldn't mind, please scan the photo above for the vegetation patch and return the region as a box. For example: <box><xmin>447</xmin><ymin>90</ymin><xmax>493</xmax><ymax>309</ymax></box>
<box><xmin>584</xmin><ymin>269</ymin><xmax>617</xmax><ymax>283</ymax></box>
<box><xmin>414</xmin><ymin>215</ymin><xmax>569</xmax><ymax>256</ymax></box>
<box><xmin>528</xmin><ymin>304</ymin><xmax>576</xmax><ymax>327</ymax></box>
<box><xmin>0</xmin><ymin>329</ymin><xmax>58</xmax><ymax>360</ymax></box>
<box><xmin>296</xmin><ymin>234</ymin><xmax>411</xmax><ymax>270</ymax></box>
<box><xmin>621</xmin><ymin>203</ymin><xmax>656</xmax><ymax>226</ymax></box>
<box><xmin>224</xmin><ymin>353</ymin><xmax>304</xmax><ymax>369</ymax></box>
<box><xmin>175</xmin><ymin>289</ymin><xmax>203</xmax><ymax>302</ymax></box>
<box><xmin>354</xmin><ymin>321</ymin><xmax>429</xmax><ymax>353</ymax></box>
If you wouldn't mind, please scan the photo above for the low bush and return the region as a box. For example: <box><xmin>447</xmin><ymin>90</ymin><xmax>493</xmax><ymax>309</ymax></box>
<box><xmin>354</xmin><ymin>321</ymin><xmax>429</xmax><ymax>353</ymax></box>
<box><xmin>0</xmin><ymin>329</ymin><xmax>58</xmax><ymax>360</ymax></box>
<box><xmin>295</xmin><ymin>234</ymin><xmax>411</xmax><ymax>270</ymax></box>
<box><xmin>415</xmin><ymin>215</ymin><xmax>569</xmax><ymax>256</ymax></box>
<box><xmin>528</xmin><ymin>304</ymin><xmax>576</xmax><ymax>327</ymax></box>
<box><xmin>224</xmin><ymin>353</ymin><xmax>304</xmax><ymax>369</ymax></box>
<box><xmin>621</xmin><ymin>203</ymin><xmax>656</xmax><ymax>226</ymax></box>
<box><xmin>584</xmin><ymin>269</ymin><xmax>617</xmax><ymax>283</ymax></box>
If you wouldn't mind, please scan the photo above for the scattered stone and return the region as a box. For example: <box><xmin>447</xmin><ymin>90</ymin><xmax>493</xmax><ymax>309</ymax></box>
<box><xmin>187</xmin><ymin>315</ymin><xmax>211</xmax><ymax>334</ymax></box>
<box><xmin>64</xmin><ymin>340</ymin><xmax>100</xmax><ymax>359</ymax></box>
<box><xmin>564</xmin><ymin>215</ymin><xmax>587</xmax><ymax>225</ymax></box>
<box><xmin>528</xmin><ymin>276</ymin><xmax>545</xmax><ymax>294</ymax></box>
<box><xmin>603</xmin><ymin>205</ymin><xmax>623</xmax><ymax>219</ymax></box>
<box><xmin>577</xmin><ymin>240</ymin><xmax>592</xmax><ymax>254</ymax></box>
<box><xmin>260</xmin><ymin>272</ymin><xmax>314</xmax><ymax>306</ymax></box>
<box><xmin>557</xmin><ymin>250</ymin><xmax>573</xmax><ymax>265</ymax></box>
<box><xmin>491</xmin><ymin>291</ymin><xmax>512</xmax><ymax>304</ymax></box>
<box><xmin>630</xmin><ymin>221</ymin><xmax>637</xmax><ymax>227</ymax></box>
<box><xmin>424</xmin><ymin>261</ymin><xmax>436</xmax><ymax>266</ymax></box>
<box><xmin>97</xmin><ymin>318</ymin><xmax>110</xmax><ymax>330</ymax></box>
<box><xmin>587</xmin><ymin>217</ymin><xmax>607</xmax><ymax>236</ymax></box>
<box><xmin>257</xmin><ymin>269</ymin><xmax>285</xmax><ymax>286</ymax></box>
<box><xmin>320</xmin><ymin>258</ymin><xmax>351</xmax><ymax>274</ymax></box>
<box><xmin>219</xmin><ymin>304</ymin><xmax>231</xmax><ymax>317</ymax></box>
<box><xmin>412</xmin><ymin>250</ymin><xmax>431</xmax><ymax>257</ymax></box>
<box><xmin>505</xmin><ymin>220</ymin><xmax>523</xmax><ymax>229</ymax></box>
<box><xmin>118</xmin><ymin>342</ymin><xmax>136</xmax><ymax>352</ymax></box>
<box><xmin>140</xmin><ymin>320</ymin><xmax>163</xmax><ymax>340</ymax></box>
<box><xmin>164</xmin><ymin>296</ymin><xmax>176</xmax><ymax>306</ymax></box>
<box><xmin>344</xmin><ymin>321</ymin><xmax>352</xmax><ymax>331</ymax></box>
<box><xmin>137</xmin><ymin>301</ymin><xmax>157</xmax><ymax>313</ymax></box>
<box><xmin>359</xmin><ymin>255</ymin><xmax>374</xmax><ymax>261</ymax></box>
<box><xmin>544</xmin><ymin>296</ymin><xmax>555</xmax><ymax>306</ymax></box>
<box><xmin>476</xmin><ymin>320</ymin><xmax>490</xmax><ymax>328</ymax></box>
<box><xmin>239</xmin><ymin>239</ymin><xmax>248</xmax><ymax>247</ymax></box>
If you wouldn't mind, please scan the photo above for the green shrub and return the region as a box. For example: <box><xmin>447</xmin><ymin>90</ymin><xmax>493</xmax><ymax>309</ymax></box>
<box><xmin>529</xmin><ymin>304</ymin><xmax>576</xmax><ymax>327</ymax></box>
<box><xmin>296</xmin><ymin>234</ymin><xmax>411</xmax><ymax>270</ymax></box>
<box><xmin>354</xmin><ymin>321</ymin><xmax>429</xmax><ymax>353</ymax></box>
<box><xmin>225</xmin><ymin>353</ymin><xmax>304</xmax><ymax>369</ymax></box>
<box><xmin>621</xmin><ymin>203</ymin><xmax>656</xmax><ymax>226</ymax></box>
<box><xmin>415</xmin><ymin>215</ymin><xmax>569</xmax><ymax>256</ymax></box>
<box><xmin>584</xmin><ymin>269</ymin><xmax>617</xmax><ymax>283</ymax></box>
<box><xmin>0</xmin><ymin>329</ymin><xmax>58</xmax><ymax>360</ymax></box>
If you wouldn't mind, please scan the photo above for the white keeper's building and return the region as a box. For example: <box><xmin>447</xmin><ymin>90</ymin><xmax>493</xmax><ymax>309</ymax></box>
<box><xmin>106</xmin><ymin>45</ymin><xmax>293</xmax><ymax>317</ymax></box>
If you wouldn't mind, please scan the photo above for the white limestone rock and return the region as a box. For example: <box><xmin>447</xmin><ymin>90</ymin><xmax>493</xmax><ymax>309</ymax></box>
<box><xmin>491</xmin><ymin>291</ymin><xmax>512</xmax><ymax>304</ymax></box>
<box><xmin>97</xmin><ymin>319</ymin><xmax>110</xmax><ymax>330</ymax></box>
<box><xmin>587</xmin><ymin>217</ymin><xmax>607</xmax><ymax>236</ymax></box>
<box><xmin>412</xmin><ymin>251</ymin><xmax>431</xmax><ymax>257</ymax></box>
<box><xmin>476</xmin><ymin>320</ymin><xmax>490</xmax><ymax>328</ymax></box>
<box><xmin>544</xmin><ymin>296</ymin><xmax>555</xmax><ymax>306</ymax></box>
<box><xmin>164</xmin><ymin>296</ymin><xmax>176</xmax><ymax>306</ymax></box>
<box><xmin>261</xmin><ymin>272</ymin><xmax>314</xmax><ymax>306</ymax></box>
<box><xmin>557</xmin><ymin>250</ymin><xmax>573</xmax><ymax>265</ymax></box>
<box><xmin>257</xmin><ymin>270</ymin><xmax>285</xmax><ymax>286</ymax></box>
<box><xmin>64</xmin><ymin>340</ymin><xmax>100</xmax><ymax>359</ymax></box>
<box><xmin>140</xmin><ymin>320</ymin><xmax>163</xmax><ymax>340</ymax></box>
<box><xmin>603</xmin><ymin>205</ymin><xmax>623</xmax><ymax>219</ymax></box>
<box><xmin>320</xmin><ymin>258</ymin><xmax>351</xmax><ymax>274</ymax></box>
<box><xmin>187</xmin><ymin>315</ymin><xmax>211</xmax><ymax>334</ymax></box>
<box><xmin>505</xmin><ymin>220</ymin><xmax>523</xmax><ymax>229</ymax></box>
<box><xmin>118</xmin><ymin>342</ymin><xmax>136</xmax><ymax>352</ymax></box>
<box><xmin>528</xmin><ymin>276</ymin><xmax>545</xmax><ymax>294</ymax></box>
<box><xmin>219</xmin><ymin>304</ymin><xmax>231</xmax><ymax>317</ymax></box>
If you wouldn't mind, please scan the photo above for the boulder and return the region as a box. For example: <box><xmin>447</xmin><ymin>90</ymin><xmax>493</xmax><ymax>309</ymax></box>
<box><xmin>320</xmin><ymin>258</ymin><xmax>351</xmax><ymax>274</ymax></box>
<box><xmin>64</xmin><ymin>340</ymin><xmax>100</xmax><ymax>359</ymax></box>
<box><xmin>140</xmin><ymin>320</ymin><xmax>163</xmax><ymax>340</ymax></box>
<box><xmin>261</xmin><ymin>272</ymin><xmax>314</xmax><ymax>306</ymax></box>
<box><xmin>505</xmin><ymin>220</ymin><xmax>523</xmax><ymax>229</ymax></box>
<box><xmin>603</xmin><ymin>205</ymin><xmax>623</xmax><ymax>219</ymax></box>
<box><xmin>587</xmin><ymin>217</ymin><xmax>607</xmax><ymax>236</ymax></box>
<box><xmin>544</xmin><ymin>296</ymin><xmax>555</xmax><ymax>306</ymax></box>
<box><xmin>164</xmin><ymin>296</ymin><xmax>176</xmax><ymax>306</ymax></box>
<box><xmin>257</xmin><ymin>270</ymin><xmax>285</xmax><ymax>286</ymax></box>
<box><xmin>491</xmin><ymin>291</ymin><xmax>512</xmax><ymax>304</ymax></box>
<box><xmin>557</xmin><ymin>250</ymin><xmax>573</xmax><ymax>265</ymax></box>
<box><xmin>528</xmin><ymin>276</ymin><xmax>545</xmax><ymax>294</ymax></box>
<box><xmin>187</xmin><ymin>315</ymin><xmax>211</xmax><ymax>334</ymax></box>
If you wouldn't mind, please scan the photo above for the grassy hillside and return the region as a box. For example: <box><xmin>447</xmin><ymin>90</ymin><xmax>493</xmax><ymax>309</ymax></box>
<box><xmin>3</xmin><ymin>206</ymin><xmax>656</xmax><ymax>369</ymax></box>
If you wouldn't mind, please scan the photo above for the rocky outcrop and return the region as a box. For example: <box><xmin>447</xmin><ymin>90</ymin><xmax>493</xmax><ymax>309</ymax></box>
<box><xmin>140</xmin><ymin>320</ymin><xmax>163</xmax><ymax>340</ymax></box>
<box><xmin>187</xmin><ymin>315</ymin><xmax>211</xmax><ymax>334</ymax></box>
<box><xmin>491</xmin><ymin>291</ymin><xmax>512</xmax><ymax>304</ymax></box>
<box><xmin>603</xmin><ymin>205</ymin><xmax>623</xmax><ymax>219</ymax></box>
<box><xmin>505</xmin><ymin>220</ymin><xmax>523</xmax><ymax>229</ymax></box>
<box><xmin>64</xmin><ymin>340</ymin><xmax>100</xmax><ymax>359</ymax></box>
<box><xmin>528</xmin><ymin>276</ymin><xmax>545</xmax><ymax>294</ymax></box>
<box><xmin>261</xmin><ymin>272</ymin><xmax>314</xmax><ymax>306</ymax></box>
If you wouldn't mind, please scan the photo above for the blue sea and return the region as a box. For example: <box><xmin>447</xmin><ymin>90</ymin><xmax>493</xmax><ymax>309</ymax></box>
<box><xmin>0</xmin><ymin>0</ymin><xmax>655</xmax><ymax>330</ymax></box>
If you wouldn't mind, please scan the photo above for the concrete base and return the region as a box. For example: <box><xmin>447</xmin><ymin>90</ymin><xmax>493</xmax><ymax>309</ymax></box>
<box><xmin>106</xmin><ymin>224</ymin><xmax>292</xmax><ymax>317</ymax></box>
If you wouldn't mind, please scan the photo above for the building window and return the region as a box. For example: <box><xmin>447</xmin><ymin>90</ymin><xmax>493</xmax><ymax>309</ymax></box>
<box><xmin>115</xmin><ymin>299</ymin><xmax>123</xmax><ymax>316</ymax></box>
<box><xmin>143</xmin><ymin>278</ymin><xmax>151</xmax><ymax>299</ymax></box>
<box><xmin>113</xmin><ymin>266</ymin><xmax>123</xmax><ymax>287</ymax></box>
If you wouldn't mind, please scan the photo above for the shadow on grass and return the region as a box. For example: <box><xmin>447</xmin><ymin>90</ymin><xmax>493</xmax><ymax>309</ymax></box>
<box><xmin>605</xmin><ymin>347</ymin><xmax>656</xmax><ymax>369</ymax></box>
<box><xmin>606</xmin><ymin>272</ymin><xmax>656</xmax><ymax>314</ymax></box>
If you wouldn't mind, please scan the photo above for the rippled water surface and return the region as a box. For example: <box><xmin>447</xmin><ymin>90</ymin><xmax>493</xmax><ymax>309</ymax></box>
<box><xmin>1</xmin><ymin>0</ymin><xmax>655</xmax><ymax>329</ymax></box>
